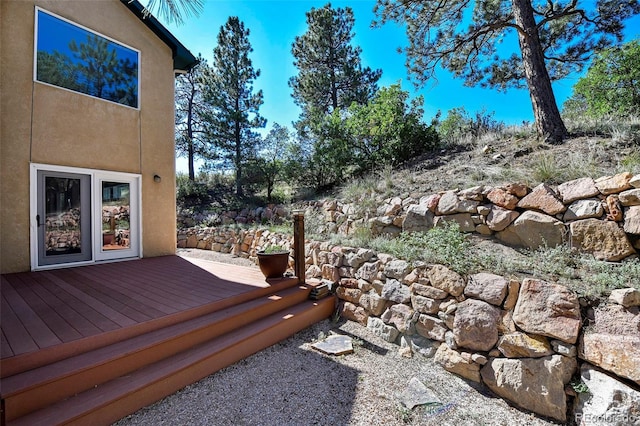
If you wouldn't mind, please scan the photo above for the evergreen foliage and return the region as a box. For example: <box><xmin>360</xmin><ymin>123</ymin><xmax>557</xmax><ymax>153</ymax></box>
<box><xmin>37</xmin><ymin>34</ymin><xmax>138</xmax><ymax>107</ymax></box>
<box><xmin>251</xmin><ymin>123</ymin><xmax>291</xmax><ymax>202</ymax></box>
<box><xmin>295</xmin><ymin>84</ymin><xmax>439</xmax><ymax>188</ymax></box>
<box><xmin>343</xmin><ymin>84</ymin><xmax>439</xmax><ymax>171</ymax></box>
<box><xmin>563</xmin><ymin>40</ymin><xmax>640</xmax><ymax>119</ymax></box>
<box><xmin>143</xmin><ymin>0</ymin><xmax>204</xmax><ymax>25</ymax></box>
<box><xmin>201</xmin><ymin>17</ymin><xmax>266</xmax><ymax>197</ymax></box>
<box><xmin>175</xmin><ymin>55</ymin><xmax>212</xmax><ymax>180</ymax></box>
<box><xmin>289</xmin><ymin>3</ymin><xmax>382</xmax><ymax>137</ymax></box>
<box><xmin>288</xmin><ymin>4</ymin><xmax>440</xmax><ymax>190</ymax></box>
<box><xmin>373</xmin><ymin>0</ymin><xmax>640</xmax><ymax>142</ymax></box>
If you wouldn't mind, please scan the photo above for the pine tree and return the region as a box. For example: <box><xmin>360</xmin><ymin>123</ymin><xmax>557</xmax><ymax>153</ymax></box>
<box><xmin>289</xmin><ymin>3</ymin><xmax>382</xmax><ymax>188</ymax></box>
<box><xmin>374</xmin><ymin>0</ymin><xmax>640</xmax><ymax>142</ymax></box>
<box><xmin>175</xmin><ymin>55</ymin><xmax>212</xmax><ymax>180</ymax></box>
<box><xmin>565</xmin><ymin>40</ymin><xmax>640</xmax><ymax>118</ymax></box>
<box><xmin>289</xmin><ymin>3</ymin><xmax>381</xmax><ymax>133</ymax></box>
<box><xmin>202</xmin><ymin>17</ymin><xmax>265</xmax><ymax>197</ymax></box>
<box><xmin>143</xmin><ymin>0</ymin><xmax>204</xmax><ymax>25</ymax></box>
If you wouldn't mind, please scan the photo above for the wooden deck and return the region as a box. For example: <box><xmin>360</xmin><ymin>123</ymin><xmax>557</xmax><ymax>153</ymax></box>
<box><xmin>0</xmin><ymin>255</ymin><xmax>335</xmax><ymax>425</ymax></box>
<box><xmin>0</xmin><ymin>255</ymin><xmax>293</xmax><ymax>377</ymax></box>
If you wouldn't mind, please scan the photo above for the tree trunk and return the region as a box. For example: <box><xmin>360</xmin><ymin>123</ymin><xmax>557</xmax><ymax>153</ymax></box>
<box><xmin>186</xmin><ymin>91</ymin><xmax>195</xmax><ymax>181</ymax></box>
<box><xmin>234</xmin><ymin>114</ymin><xmax>243</xmax><ymax>197</ymax></box>
<box><xmin>512</xmin><ymin>0</ymin><xmax>567</xmax><ymax>143</ymax></box>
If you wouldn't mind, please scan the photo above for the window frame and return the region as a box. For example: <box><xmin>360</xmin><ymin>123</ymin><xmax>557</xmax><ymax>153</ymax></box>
<box><xmin>33</xmin><ymin>7</ymin><xmax>141</xmax><ymax>109</ymax></box>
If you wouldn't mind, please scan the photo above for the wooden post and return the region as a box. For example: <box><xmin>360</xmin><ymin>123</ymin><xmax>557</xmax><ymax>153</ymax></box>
<box><xmin>293</xmin><ymin>210</ymin><xmax>305</xmax><ymax>284</ymax></box>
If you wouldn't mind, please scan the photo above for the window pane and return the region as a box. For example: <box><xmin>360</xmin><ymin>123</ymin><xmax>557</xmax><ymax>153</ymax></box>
<box><xmin>102</xmin><ymin>182</ymin><xmax>131</xmax><ymax>251</ymax></box>
<box><xmin>45</xmin><ymin>176</ymin><xmax>82</xmax><ymax>256</ymax></box>
<box><xmin>36</xmin><ymin>9</ymin><xmax>139</xmax><ymax>108</ymax></box>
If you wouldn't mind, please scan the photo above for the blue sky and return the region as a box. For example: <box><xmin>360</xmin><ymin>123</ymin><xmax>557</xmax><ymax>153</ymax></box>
<box><xmin>162</xmin><ymin>1</ymin><xmax>640</xmax><ymax>172</ymax></box>
<box><xmin>38</xmin><ymin>10</ymin><xmax>138</xmax><ymax>64</ymax></box>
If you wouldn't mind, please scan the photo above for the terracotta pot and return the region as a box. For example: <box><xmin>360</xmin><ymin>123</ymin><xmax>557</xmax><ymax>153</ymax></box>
<box><xmin>103</xmin><ymin>232</ymin><xmax>115</xmax><ymax>245</ymax></box>
<box><xmin>256</xmin><ymin>251</ymin><xmax>289</xmax><ymax>278</ymax></box>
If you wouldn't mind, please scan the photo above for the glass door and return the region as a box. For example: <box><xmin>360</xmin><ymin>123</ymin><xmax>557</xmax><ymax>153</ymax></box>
<box><xmin>94</xmin><ymin>174</ymin><xmax>139</xmax><ymax>261</ymax></box>
<box><xmin>32</xmin><ymin>165</ymin><xmax>141</xmax><ymax>269</ymax></box>
<box><xmin>36</xmin><ymin>170</ymin><xmax>92</xmax><ymax>266</ymax></box>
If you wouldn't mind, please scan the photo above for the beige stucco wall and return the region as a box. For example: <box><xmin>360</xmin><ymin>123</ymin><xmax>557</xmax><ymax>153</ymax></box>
<box><xmin>0</xmin><ymin>0</ymin><xmax>177</xmax><ymax>273</ymax></box>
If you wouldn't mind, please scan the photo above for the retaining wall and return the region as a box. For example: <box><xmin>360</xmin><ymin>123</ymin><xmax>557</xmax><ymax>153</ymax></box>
<box><xmin>177</xmin><ymin>171</ymin><xmax>640</xmax><ymax>421</ymax></box>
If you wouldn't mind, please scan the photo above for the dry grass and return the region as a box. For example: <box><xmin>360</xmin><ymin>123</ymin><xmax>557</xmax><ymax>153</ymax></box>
<box><xmin>323</xmin><ymin>120</ymin><xmax>640</xmax><ymax>300</ymax></box>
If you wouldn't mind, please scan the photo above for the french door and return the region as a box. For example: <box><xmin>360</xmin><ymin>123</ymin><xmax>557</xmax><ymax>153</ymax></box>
<box><xmin>36</xmin><ymin>170</ymin><xmax>92</xmax><ymax>266</ymax></box>
<box><xmin>32</xmin><ymin>164</ymin><xmax>141</xmax><ymax>269</ymax></box>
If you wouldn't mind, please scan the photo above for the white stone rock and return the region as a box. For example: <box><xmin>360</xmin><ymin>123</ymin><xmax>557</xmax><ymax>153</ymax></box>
<box><xmin>402</xmin><ymin>204</ymin><xmax>435</xmax><ymax>233</ymax></box>
<box><xmin>384</xmin><ymin>259</ymin><xmax>411</xmax><ymax>279</ymax></box>
<box><xmin>481</xmin><ymin>355</ymin><xmax>577</xmax><ymax>422</ymax></box>
<box><xmin>427</xmin><ymin>265</ymin><xmax>466</xmax><ymax>297</ymax></box>
<box><xmin>453</xmin><ymin>299</ymin><xmax>501</xmax><ymax>351</ymax></box>
<box><xmin>434</xmin><ymin>343</ymin><xmax>481</xmax><ymax>382</ymax></box>
<box><xmin>464</xmin><ymin>273</ymin><xmax>508</xmax><ymax>306</ymax></box>
<box><xmin>595</xmin><ymin>172</ymin><xmax>633</xmax><ymax>195</ymax></box>
<box><xmin>415</xmin><ymin>314</ymin><xmax>448</xmax><ymax>341</ymax></box>
<box><xmin>436</xmin><ymin>191</ymin><xmax>460</xmax><ymax>215</ymax></box>
<box><xmin>609</xmin><ymin>288</ymin><xmax>640</xmax><ymax>307</ymax></box>
<box><xmin>407</xmin><ymin>335</ymin><xmax>437</xmax><ymax>357</ymax></box>
<box><xmin>433</xmin><ymin>213</ymin><xmax>476</xmax><ymax>232</ymax></box>
<box><xmin>574</xmin><ymin>364</ymin><xmax>640</xmax><ymax>426</ymax></box>
<box><xmin>497</xmin><ymin>332</ymin><xmax>554</xmax><ymax>358</ymax></box>
<box><xmin>619</xmin><ymin>188</ymin><xmax>640</xmax><ymax>206</ymax></box>
<box><xmin>398</xmin><ymin>377</ymin><xmax>441</xmax><ymax>410</ymax></box>
<box><xmin>551</xmin><ymin>339</ymin><xmax>577</xmax><ymax>357</ymax></box>
<box><xmin>579</xmin><ymin>333</ymin><xmax>640</xmax><ymax>385</ymax></box>
<box><xmin>381</xmin><ymin>279</ymin><xmax>411</xmax><ymax>303</ymax></box>
<box><xmin>570</xmin><ymin>218</ymin><xmax>636</xmax><ymax>261</ymax></box>
<box><xmin>557</xmin><ymin>177</ymin><xmax>600</xmax><ymax>204</ymax></box>
<box><xmin>366</xmin><ymin>316</ymin><xmax>399</xmax><ymax>343</ymax></box>
<box><xmin>624</xmin><ymin>206</ymin><xmax>640</xmax><ymax>234</ymax></box>
<box><xmin>563</xmin><ymin>198</ymin><xmax>604</xmax><ymax>221</ymax></box>
<box><xmin>486</xmin><ymin>205</ymin><xmax>520</xmax><ymax>231</ymax></box>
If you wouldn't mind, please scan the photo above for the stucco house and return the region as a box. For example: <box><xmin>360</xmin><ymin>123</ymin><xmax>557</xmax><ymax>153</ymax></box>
<box><xmin>1</xmin><ymin>0</ymin><xmax>197</xmax><ymax>273</ymax></box>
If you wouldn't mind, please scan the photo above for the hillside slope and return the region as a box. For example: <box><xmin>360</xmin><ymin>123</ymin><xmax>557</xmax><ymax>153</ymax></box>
<box><xmin>334</xmin><ymin>132</ymin><xmax>639</xmax><ymax>204</ymax></box>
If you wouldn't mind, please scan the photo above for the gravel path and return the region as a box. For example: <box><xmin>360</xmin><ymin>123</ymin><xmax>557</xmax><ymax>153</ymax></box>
<box><xmin>114</xmin><ymin>251</ymin><xmax>557</xmax><ymax>426</ymax></box>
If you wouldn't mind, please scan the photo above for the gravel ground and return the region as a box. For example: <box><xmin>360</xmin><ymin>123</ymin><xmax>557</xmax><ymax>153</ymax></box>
<box><xmin>176</xmin><ymin>248</ymin><xmax>259</xmax><ymax>268</ymax></box>
<box><xmin>114</xmin><ymin>250</ymin><xmax>558</xmax><ymax>426</ymax></box>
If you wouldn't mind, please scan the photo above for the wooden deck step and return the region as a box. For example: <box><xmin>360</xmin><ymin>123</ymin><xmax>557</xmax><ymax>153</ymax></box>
<box><xmin>1</xmin><ymin>284</ymin><xmax>314</xmax><ymax>422</ymax></box>
<box><xmin>0</xmin><ymin>273</ymin><xmax>299</xmax><ymax>380</ymax></box>
<box><xmin>8</xmin><ymin>296</ymin><xmax>335</xmax><ymax>426</ymax></box>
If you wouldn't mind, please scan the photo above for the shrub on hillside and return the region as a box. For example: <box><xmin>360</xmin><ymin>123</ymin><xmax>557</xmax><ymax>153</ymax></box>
<box><xmin>176</xmin><ymin>176</ymin><xmax>213</xmax><ymax>209</ymax></box>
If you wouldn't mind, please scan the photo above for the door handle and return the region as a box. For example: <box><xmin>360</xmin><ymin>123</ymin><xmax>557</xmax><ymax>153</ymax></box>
<box><xmin>36</xmin><ymin>214</ymin><xmax>41</xmax><ymax>227</ymax></box>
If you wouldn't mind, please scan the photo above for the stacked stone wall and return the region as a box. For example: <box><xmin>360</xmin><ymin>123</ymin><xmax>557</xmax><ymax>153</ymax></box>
<box><xmin>177</xmin><ymin>171</ymin><xmax>640</xmax><ymax>422</ymax></box>
<box><xmin>177</xmin><ymin>226</ymin><xmax>639</xmax><ymax>422</ymax></box>
<box><xmin>319</xmin><ymin>171</ymin><xmax>640</xmax><ymax>261</ymax></box>
<box><xmin>184</xmin><ymin>172</ymin><xmax>640</xmax><ymax>261</ymax></box>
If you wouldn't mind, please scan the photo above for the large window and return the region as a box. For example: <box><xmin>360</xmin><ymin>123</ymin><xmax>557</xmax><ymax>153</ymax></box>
<box><xmin>35</xmin><ymin>8</ymin><xmax>139</xmax><ymax>108</ymax></box>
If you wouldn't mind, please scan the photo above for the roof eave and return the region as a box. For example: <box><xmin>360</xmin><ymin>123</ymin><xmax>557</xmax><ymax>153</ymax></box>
<box><xmin>120</xmin><ymin>0</ymin><xmax>197</xmax><ymax>73</ymax></box>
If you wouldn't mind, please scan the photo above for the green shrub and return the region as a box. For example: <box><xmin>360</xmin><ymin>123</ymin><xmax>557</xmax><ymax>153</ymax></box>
<box><xmin>371</xmin><ymin>223</ymin><xmax>474</xmax><ymax>274</ymax></box>
<box><xmin>176</xmin><ymin>175</ymin><xmax>213</xmax><ymax>208</ymax></box>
